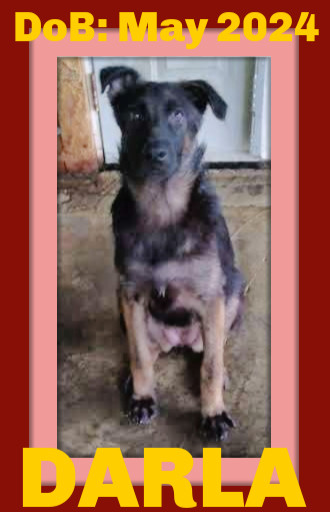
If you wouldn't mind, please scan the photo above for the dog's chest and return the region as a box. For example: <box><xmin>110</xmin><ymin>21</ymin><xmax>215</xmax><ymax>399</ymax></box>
<box><xmin>113</xmin><ymin>182</ymin><xmax>224</xmax><ymax>301</ymax></box>
<box><xmin>118</xmin><ymin>226</ymin><xmax>223</xmax><ymax>305</ymax></box>
<box><xmin>112</xmin><ymin>181</ymin><xmax>226</xmax><ymax>351</ymax></box>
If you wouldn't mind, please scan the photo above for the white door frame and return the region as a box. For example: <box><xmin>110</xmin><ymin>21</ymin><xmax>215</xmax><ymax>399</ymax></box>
<box><xmin>250</xmin><ymin>57</ymin><xmax>271</xmax><ymax>161</ymax></box>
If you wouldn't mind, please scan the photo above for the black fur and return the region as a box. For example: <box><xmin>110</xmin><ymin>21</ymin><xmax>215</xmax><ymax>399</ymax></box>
<box><xmin>199</xmin><ymin>411</ymin><xmax>236</xmax><ymax>441</ymax></box>
<box><xmin>101</xmin><ymin>67</ymin><xmax>227</xmax><ymax>183</ymax></box>
<box><xmin>101</xmin><ymin>65</ymin><xmax>244</xmax><ymax>329</ymax></box>
<box><xmin>112</xmin><ymin>174</ymin><xmax>244</xmax><ymax>319</ymax></box>
<box><xmin>101</xmin><ymin>66</ymin><xmax>244</xmax><ymax>439</ymax></box>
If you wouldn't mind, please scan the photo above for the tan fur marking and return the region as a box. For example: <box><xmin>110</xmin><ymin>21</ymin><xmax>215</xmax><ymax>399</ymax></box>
<box><xmin>182</xmin><ymin>133</ymin><xmax>195</xmax><ymax>156</ymax></box>
<box><xmin>129</xmin><ymin>174</ymin><xmax>194</xmax><ymax>227</ymax></box>
<box><xmin>127</xmin><ymin>146</ymin><xmax>199</xmax><ymax>228</ymax></box>
<box><xmin>200</xmin><ymin>296</ymin><xmax>226</xmax><ymax>417</ymax></box>
<box><xmin>121</xmin><ymin>295</ymin><xmax>159</xmax><ymax>399</ymax></box>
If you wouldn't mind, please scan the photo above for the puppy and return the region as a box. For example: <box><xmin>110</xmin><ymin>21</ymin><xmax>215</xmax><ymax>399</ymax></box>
<box><xmin>100</xmin><ymin>66</ymin><xmax>244</xmax><ymax>440</ymax></box>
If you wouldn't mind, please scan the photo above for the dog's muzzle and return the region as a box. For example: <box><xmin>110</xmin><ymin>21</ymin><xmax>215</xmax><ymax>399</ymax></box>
<box><xmin>143</xmin><ymin>140</ymin><xmax>171</xmax><ymax>166</ymax></box>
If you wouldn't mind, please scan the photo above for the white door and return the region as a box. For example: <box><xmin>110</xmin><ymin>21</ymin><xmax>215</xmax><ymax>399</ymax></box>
<box><xmin>92</xmin><ymin>57</ymin><xmax>270</xmax><ymax>164</ymax></box>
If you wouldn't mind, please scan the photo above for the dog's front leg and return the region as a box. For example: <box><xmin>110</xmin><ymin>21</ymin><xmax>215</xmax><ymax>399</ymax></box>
<box><xmin>121</xmin><ymin>295</ymin><xmax>158</xmax><ymax>424</ymax></box>
<box><xmin>200</xmin><ymin>296</ymin><xmax>235</xmax><ymax>440</ymax></box>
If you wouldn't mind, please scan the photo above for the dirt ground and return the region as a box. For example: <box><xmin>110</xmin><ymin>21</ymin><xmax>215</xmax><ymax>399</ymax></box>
<box><xmin>57</xmin><ymin>168</ymin><xmax>270</xmax><ymax>458</ymax></box>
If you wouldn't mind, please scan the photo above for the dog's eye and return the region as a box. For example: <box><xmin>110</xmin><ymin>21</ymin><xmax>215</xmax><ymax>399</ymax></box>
<box><xmin>129</xmin><ymin>111</ymin><xmax>143</xmax><ymax>122</ymax></box>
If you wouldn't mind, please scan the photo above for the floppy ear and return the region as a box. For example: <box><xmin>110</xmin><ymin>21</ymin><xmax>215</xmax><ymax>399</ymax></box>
<box><xmin>100</xmin><ymin>66</ymin><xmax>141</xmax><ymax>102</ymax></box>
<box><xmin>180</xmin><ymin>80</ymin><xmax>227</xmax><ymax>119</ymax></box>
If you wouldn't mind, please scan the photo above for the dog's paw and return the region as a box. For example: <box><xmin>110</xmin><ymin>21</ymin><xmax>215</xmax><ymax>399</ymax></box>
<box><xmin>199</xmin><ymin>411</ymin><xmax>236</xmax><ymax>441</ymax></box>
<box><xmin>128</xmin><ymin>397</ymin><xmax>158</xmax><ymax>425</ymax></box>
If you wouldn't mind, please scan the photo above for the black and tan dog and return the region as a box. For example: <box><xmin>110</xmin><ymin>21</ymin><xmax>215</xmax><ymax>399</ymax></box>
<box><xmin>100</xmin><ymin>66</ymin><xmax>244</xmax><ymax>441</ymax></box>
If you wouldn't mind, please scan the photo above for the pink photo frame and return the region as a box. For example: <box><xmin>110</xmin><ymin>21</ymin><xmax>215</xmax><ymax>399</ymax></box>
<box><xmin>30</xmin><ymin>29</ymin><xmax>298</xmax><ymax>485</ymax></box>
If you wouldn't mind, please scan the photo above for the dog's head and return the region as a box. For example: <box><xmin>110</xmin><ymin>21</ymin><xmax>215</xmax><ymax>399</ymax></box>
<box><xmin>100</xmin><ymin>66</ymin><xmax>227</xmax><ymax>183</ymax></box>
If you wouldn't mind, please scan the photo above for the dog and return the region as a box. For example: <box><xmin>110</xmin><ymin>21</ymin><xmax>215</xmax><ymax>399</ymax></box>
<box><xmin>100</xmin><ymin>66</ymin><xmax>245</xmax><ymax>440</ymax></box>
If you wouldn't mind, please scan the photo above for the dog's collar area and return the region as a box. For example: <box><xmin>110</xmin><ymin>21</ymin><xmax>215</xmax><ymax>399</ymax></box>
<box><xmin>123</xmin><ymin>157</ymin><xmax>203</xmax><ymax>228</ymax></box>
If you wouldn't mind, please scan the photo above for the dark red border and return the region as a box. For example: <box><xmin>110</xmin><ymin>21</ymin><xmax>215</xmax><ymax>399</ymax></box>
<box><xmin>3</xmin><ymin>2</ymin><xmax>326</xmax><ymax>510</ymax></box>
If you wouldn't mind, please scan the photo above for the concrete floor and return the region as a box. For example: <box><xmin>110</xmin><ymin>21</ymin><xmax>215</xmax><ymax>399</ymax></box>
<box><xmin>57</xmin><ymin>169</ymin><xmax>270</xmax><ymax>458</ymax></box>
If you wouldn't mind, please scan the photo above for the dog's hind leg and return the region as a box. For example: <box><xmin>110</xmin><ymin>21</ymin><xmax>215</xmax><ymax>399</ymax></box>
<box><xmin>121</xmin><ymin>295</ymin><xmax>159</xmax><ymax>424</ymax></box>
<box><xmin>199</xmin><ymin>296</ymin><xmax>235</xmax><ymax>441</ymax></box>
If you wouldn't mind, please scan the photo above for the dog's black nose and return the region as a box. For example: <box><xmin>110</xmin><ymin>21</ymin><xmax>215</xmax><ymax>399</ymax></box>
<box><xmin>145</xmin><ymin>142</ymin><xmax>169</xmax><ymax>164</ymax></box>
